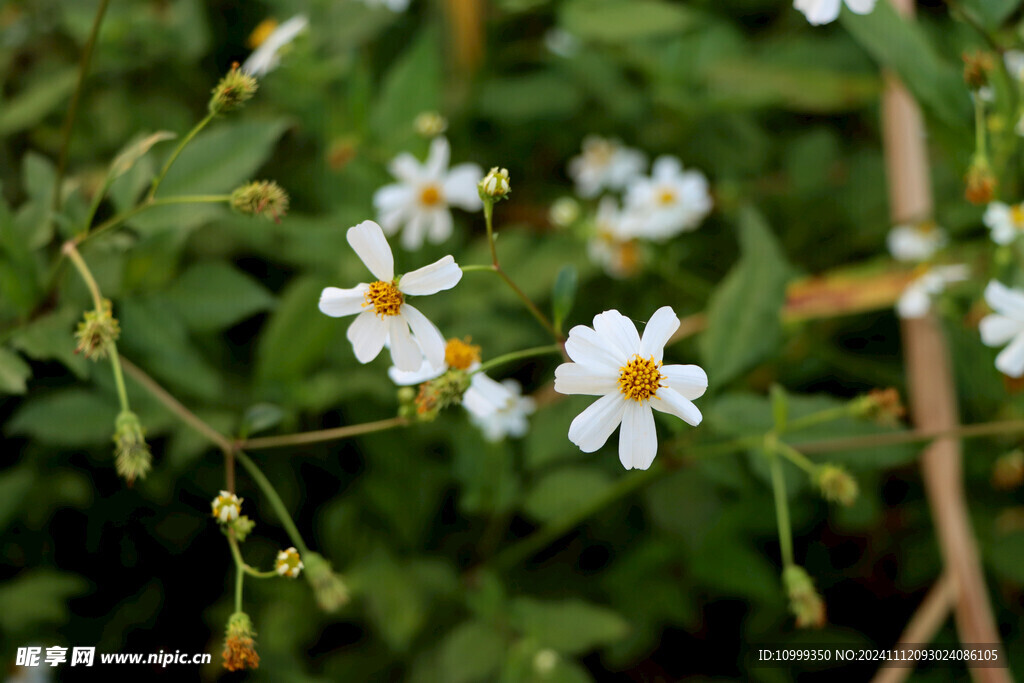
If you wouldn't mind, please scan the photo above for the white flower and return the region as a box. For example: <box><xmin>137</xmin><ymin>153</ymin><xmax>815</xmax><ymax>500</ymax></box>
<box><xmin>275</xmin><ymin>547</ymin><xmax>303</xmax><ymax>579</ymax></box>
<box><xmin>984</xmin><ymin>201</ymin><xmax>1024</xmax><ymax>245</ymax></box>
<box><xmin>544</xmin><ymin>29</ymin><xmax>580</xmax><ymax>58</ymax></box>
<box><xmin>374</xmin><ymin>137</ymin><xmax>483</xmax><ymax>250</ymax></box>
<box><xmin>981</xmin><ymin>280</ymin><xmax>1024</xmax><ymax>377</ymax></box>
<box><xmin>794</xmin><ymin>0</ymin><xmax>876</xmax><ymax>25</ymax></box>
<box><xmin>211</xmin><ymin>491</ymin><xmax>242</xmax><ymax>523</ymax></box>
<box><xmin>241</xmin><ymin>15</ymin><xmax>309</xmax><ymax>77</ymax></box>
<box><xmin>588</xmin><ymin>197</ymin><xmax>642</xmax><ymax>278</ymax></box>
<box><xmin>896</xmin><ymin>265</ymin><xmax>969</xmax><ymax>319</ymax></box>
<box><xmin>359</xmin><ymin>0</ymin><xmax>411</xmax><ymax>11</ymax></box>
<box><xmin>554</xmin><ymin>307</ymin><xmax>708</xmax><ymax>470</ymax></box>
<box><xmin>549</xmin><ymin>197</ymin><xmax>581</xmax><ymax>227</ymax></box>
<box><xmin>568</xmin><ymin>136</ymin><xmax>646</xmax><ymax>199</ymax></box>
<box><xmin>467</xmin><ymin>377</ymin><xmax>536</xmax><ymax>442</ymax></box>
<box><xmin>886</xmin><ymin>221</ymin><xmax>946</xmax><ymax>262</ymax></box>
<box><xmin>1006</xmin><ymin>50</ymin><xmax>1024</xmax><ymax>81</ymax></box>
<box><xmin>318</xmin><ymin>221</ymin><xmax>462</xmax><ymax>371</ymax></box>
<box><xmin>624</xmin><ymin>156</ymin><xmax>712</xmax><ymax>239</ymax></box>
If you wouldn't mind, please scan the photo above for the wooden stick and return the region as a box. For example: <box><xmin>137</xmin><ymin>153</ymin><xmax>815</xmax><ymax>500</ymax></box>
<box><xmin>871</xmin><ymin>573</ymin><xmax>957</xmax><ymax>683</ymax></box>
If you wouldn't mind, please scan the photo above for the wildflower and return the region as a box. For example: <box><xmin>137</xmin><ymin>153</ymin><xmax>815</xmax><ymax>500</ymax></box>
<box><xmin>896</xmin><ymin>264</ymin><xmax>969</xmax><ymax>319</ymax></box>
<box><xmin>228</xmin><ymin>515</ymin><xmax>255</xmax><ymax>542</ymax></box>
<box><xmin>275</xmin><ymin>547</ymin><xmax>304</xmax><ymax>578</ymax></box>
<box><xmin>983</xmin><ymin>201</ymin><xmax>1024</xmax><ymax>245</ymax></box>
<box><xmin>318</xmin><ymin>221</ymin><xmax>461</xmax><ymax>371</ymax></box>
<box><xmin>568</xmin><ymin>136</ymin><xmax>646</xmax><ymax>198</ymax></box>
<box><xmin>247</xmin><ymin>18</ymin><xmax>279</xmax><ymax>50</ymax></box>
<box><xmin>209</xmin><ymin>64</ymin><xmax>258</xmax><ymax>114</ymax></box>
<box><xmin>359</xmin><ymin>0</ymin><xmax>411</xmax><ymax>12</ymax></box>
<box><xmin>549</xmin><ymin>197</ymin><xmax>581</xmax><ymax>228</ymax></box>
<box><xmin>980</xmin><ymin>280</ymin><xmax>1024</xmax><ymax>377</ymax></box>
<box><xmin>414</xmin><ymin>111</ymin><xmax>448</xmax><ymax>137</ymax></box>
<box><xmin>554</xmin><ymin>307</ymin><xmax>708</xmax><ymax>470</ymax></box>
<box><xmin>479</xmin><ymin>167</ymin><xmax>510</xmax><ymax>201</ymax></box>
<box><xmin>303</xmin><ymin>552</ymin><xmax>350</xmax><ymax>612</ymax></box>
<box><xmin>533</xmin><ymin>649</ymin><xmax>559</xmax><ymax>674</ymax></box>
<box><xmin>113</xmin><ymin>411</ymin><xmax>151</xmax><ymax>485</ymax></box>
<box><xmin>624</xmin><ymin>156</ymin><xmax>712</xmax><ymax>239</ymax></box>
<box><xmin>886</xmin><ymin>221</ymin><xmax>946</xmax><ymax>262</ymax></box>
<box><xmin>992</xmin><ymin>451</ymin><xmax>1024</xmax><ymax>490</ymax></box>
<box><xmin>74</xmin><ymin>299</ymin><xmax>120</xmax><ymax>360</ymax></box>
<box><xmin>965</xmin><ymin>157</ymin><xmax>996</xmax><ymax>205</ymax></box>
<box><xmin>782</xmin><ymin>566</ymin><xmax>826</xmax><ymax>629</ymax></box>
<box><xmin>855</xmin><ymin>387</ymin><xmax>905</xmax><ymax>426</ymax></box>
<box><xmin>587</xmin><ymin>197</ymin><xmax>643</xmax><ymax>278</ymax></box>
<box><xmin>222</xmin><ymin>612</ymin><xmax>259</xmax><ymax>671</ymax></box>
<box><xmin>467</xmin><ymin>378</ymin><xmax>536</xmax><ymax>442</ymax></box>
<box><xmin>816</xmin><ymin>465</ymin><xmax>859</xmax><ymax>506</ymax></box>
<box><xmin>963</xmin><ymin>50</ymin><xmax>995</xmax><ymax>91</ymax></box>
<box><xmin>230</xmin><ymin>180</ymin><xmax>289</xmax><ymax>221</ymax></box>
<box><xmin>212</xmin><ymin>490</ymin><xmax>242</xmax><ymax>523</ymax></box>
<box><xmin>241</xmin><ymin>15</ymin><xmax>308</xmax><ymax>77</ymax></box>
<box><xmin>544</xmin><ymin>29</ymin><xmax>581</xmax><ymax>58</ymax></box>
<box><xmin>373</xmin><ymin>137</ymin><xmax>483</xmax><ymax>250</ymax></box>
<box><xmin>794</xmin><ymin>0</ymin><xmax>876</xmax><ymax>25</ymax></box>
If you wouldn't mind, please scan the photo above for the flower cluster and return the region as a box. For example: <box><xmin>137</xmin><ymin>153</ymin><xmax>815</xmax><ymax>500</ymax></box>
<box><xmin>885</xmin><ymin>218</ymin><xmax>967</xmax><ymax>320</ymax></box>
<box><xmin>275</xmin><ymin>547</ymin><xmax>304</xmax><ymax>579</ymax></box>
<box><xmin>211</xmin><ymin>491</ymin><xmax>242</xmax><ymax>523</ymax></box>
<box><xmin>222</xmin><ymin>612</ymin><xmax>259</xmax><ymax>671</ymax></box>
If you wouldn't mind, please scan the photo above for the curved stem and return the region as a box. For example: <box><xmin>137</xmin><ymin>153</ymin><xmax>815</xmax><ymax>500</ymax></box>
<box><xmin>769</xmin><ymin>448</ymin><xmax>795</xmax><ymax>568</ymax></box>
<box><xmin>227</xmin><ymin>533</ymin><xmax>279</xmax><ymax>579</ymax></box>
<box><xmin>148</xmin><ymin>112</ymin><xmax>216</xmax><ymax>200</ymax></box>
<box><xmin>473</xmin><ymin>344</ymin><xmax>563</xmax><ymax>376</ymax></box>
<box><xmin>78</xmin><ymin>194</ymin><xmax>230</xmax><ymax>245</ymax></box>
<box><xmin>775</xmin><ymin>439</ymin><xmax>818</xmax><ymax>476</ymax></box>
<box><xmin>240</xmin><ymin>416</ymin><xmax>408</xmax><ymax>450</ymax></box>
<box><xmin>234</xmin><ymin>450</ymin><xmax>309</xmax><ymax>556</ymax></box>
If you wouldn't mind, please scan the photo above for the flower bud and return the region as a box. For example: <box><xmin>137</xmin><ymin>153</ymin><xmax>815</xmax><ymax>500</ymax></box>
<box><xmin>782</xmin><ymin>565</ymin><xmax>826</xmax><ymax>629</ymax></box>
<box><xmin>275</xmin><ymin>547</ymin><xmax>304</xmax><ymax>578</ymax></box>
<box><xmin>549</xmin><ymin>197</ymin><xmax>580</xmax><ymax>228</ymax></box>
<box><xmin>992</xmin><ymin>450</ymin><xmax>1024</xmax><ymax>490</ymax></box>
<box><xmin>209</xmin><ymin>63</ymin><xmax>258</xmax><ymax>114</ymax></box>
<box><xmin>303</xmin><ymin>552</ymin><xmax>350</xmax><ymax>612</ymax></box>
<box><xmin>413</xmin><ymin>370</ymin><xmax>472</xmax><ymax>422</ymax></box>
<box><xmin>222</xmin><ymin>612</ymin><xmax>260</xmax><ymax>671</ymax></box>
<box><xmin>533</xmin><ymin>649</ymin><xmax>558</xmax><ymax>674</ymax></box>
<box><xmin>113</xmin><ymin>411</ymin><xmax>151</xmax><ymax>485</ymax></box>
<box><xmin>478</xmin><ymin>167</ymin><xmax>510</xmax><ymax>201</ymax></box>
<box><xmin>228</xmin><ymin>515</ymin><xmax>255</xmax><ymax>542</ymax></box>
<box><xmin>212</xmin><ymin>490</ymin><xmax>243</xmax><ymax>523</ymax></box>
<box><xmin>231</xmin><ymin>180</ymin><xmax>289</xmax><ymax>222</ymax></box>
<box><xmin>414</xmin><ymin>111</ymin><xmax>448</xmax><ymax>137</ymax></box>
<box><xmin>963</xmin><ymin>50</ymin><xmax>995</xmax><ymax>91</ymax></box>
<box><xmin>965</xmin><ymin>157</ymin><xmax>996</xmax><ymax>205</ymax></box>
<box><xmin>852</xmin><ymin>387</ymin><xmax>905</xmax><ymax>426</ymax></box>
<box><xmin>816</xmin><ymin>465</ymin><xmax>859</xmax><ymax>506</ymax></box>
<box><xmin>75</xmin><ymin>299</ymin><xmax>120</xmax><ymax>361</ymax></box>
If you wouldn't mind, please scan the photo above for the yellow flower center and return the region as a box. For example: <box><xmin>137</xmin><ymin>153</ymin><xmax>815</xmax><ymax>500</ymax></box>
<box><xmin>444</xmin><ymin>337</ymin><xmax>481</xmax><ymax>370</ymax></box>
<box><xmin>247</xmin><ymin>18</ymin><xmax>278</xmax><ymax>49</ymax></box>
<box><xmin>616</xmin><ymin>241</ymin><xmax>640</xmax><ymax>274</ymax></box>
<box><xmin>1012</xmin><ymin>204</ymin><xmax>1024</xmax><ymax>228</ymax></box>
<box><xmin>586</xmin><ymin>140</ymin><xmax>615</xmax><ymax>166</ymax></box>
<box><xmin>658</xmin><ymin>188</ymin><xmax>676</xmax><ymax>205</ymax></box>
<box><xmin>916</xmin><ymin>219</ymin><xmax>937</xmax><ymax>234</ymax></box>
<box><xmin>419</xmin><ymin>184</ymin><xmax>443</xmax><ymax>207</ymax></box>
<box><xmin>618</xmin><ymin>355</ymin><xmax>663</xmax><ymax>402</ymax></box>
<box><xmin>364</xmin><ymin>280</ymin><xmax>404</xmax><ymax>317</ymax></box>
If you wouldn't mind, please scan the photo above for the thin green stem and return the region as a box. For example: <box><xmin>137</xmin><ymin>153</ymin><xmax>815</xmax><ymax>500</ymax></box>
<box><xmin>975</xmin><ymin>94</ymin><xmax>987</xmax><ymax>161</ymax></box>
<box><xmin>775</xmin><ymin>439</ymin><xmax>818</xmax><ymax>476</ymax></box>
<box><xmin>234</xmin><ymin>450</ymin><xmax>309</xmax><ymax>556</ymax></box>
<box><xmin>769</xmin><ymin>448</ymin><xmax>795</xmax><ymax>569</ymax></box>
<box><xmin>148</xmin><ymin>112</ymin><xmax>216</xmax><ymax>200</ymax></box>
<box><xmin>483</xmin><ymin>200</ymin><xmax>499</xmax><ymax>266</ymax></box>
<box><xmin>783</xmin><ymin>405</ymin><xmax>854</xmax><ymax>434</ymax></box>
<box><xmin>227</xmin><ymin>533</ymin><xmax>279</xmax><ymax>579</ymax></box>
<box><xmin>240</xmin><ymin>416</ymin><xmax>408</xmax><ymax>450</ymax></box>
<box><xmin>78</xmin><ymin>194</ymin><xmax>230</xmax><ymax>244</ymax></box>
<box><xmin>235</xmin><ymin>563</ymin><xmax>244</xmax><ymax>613</ymax></box>
<box><xmin>473</xmin><ymin>345</ymin><xmax>563</xmax><ymax>376</ymax></box>
<box><xmin>461</xmin><ymin>264</ymin><xmax>497</xmax><ymax>273</ymax></box>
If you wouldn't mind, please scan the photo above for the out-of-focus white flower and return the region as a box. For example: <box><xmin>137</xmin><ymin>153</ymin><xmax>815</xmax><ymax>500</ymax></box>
<box><xmin>275</xmin><ymin>547</ymin><xmax>304</xmax><ymax>578</ymax></box>
<box><xmin>984</xmin><ymin>201</ymin><xmax>1024</xmax><ymax>245</ymax></box>
<box><xmin>544</xmin><ymin>29</ymin><xmax>580</xmax><ymax>58</ymax></box>
<box><xmin>568</xmin><ymin>136</ymin><xmax>646</xmax><ymax>199</ymax></box>
<box><xmin>241</xmin><ymin>15</ymin><xmax>309</xmax><ymax>77</ymax></box>
<box><xmin>554</xmin><ymin>307</ymin><xmax>707</xmax><ymax>470</ymax></box>
<box><xmin>318</xmin><ymin>221</ymin><xmax>461</xmax><ymax>371</ymax></box>
<box><xmin>1006</xmin><ymin>50</ymin><xmax>1024</xmax><ymax>81</ymax></box>
<box><xmin>549</xmin><ymin>197</ymin><xmax>581</xmax><ymax>228</ymax></box>
<box><xmin>588</xmin><ymin>197</ymin><xmax>643</xmax><ymax>278</ymax></box>
<box><xmin>886</xmin><ymin>221</ymin><xmax>946</xmax><ymax>262</ymax></box>
<box><xmin>359</xmin><ymin>0</ymin><xmax>411</xmax><ymax>11</ymax></box>
<box><xmin>624</xmin><ymin>156</ymin><xmax>712</xmax><ymax>239</ymax></box>
<box><xmin>414</xmin><ymin>111</ymin><xmax>448</xmax><ymax>137</ymax></box>
<box><xmin>467</xmin><ymin>377</ymin><xmax>536</xmax><ymax>442</ymax></box>
<box><xmin>794</xmin><ymin>0</ymin><xmax>876</xmax><ymax>25</ymax></box>
<box><xmin>896</xmin><ymin>265</ymin><xmax>969</xmax><ymax>319</ymax></box>
<box><xmin>981</xmin><ymin>280</ymin><xmax>1024</xmax><ymax>377</ymax></box>
<box><xmin>374</xmin><ymin>137</ymin><xmax>483</xmax><ymax>250</ymax></box>
<box><xmin>212</xmin><ymin>491</ymin><xmax>242</xmax><ymax>523</ymax></box>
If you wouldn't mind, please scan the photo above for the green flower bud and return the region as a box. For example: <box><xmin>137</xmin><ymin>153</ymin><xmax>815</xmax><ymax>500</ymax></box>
<box><xmin>783</xmin><ymin>565</ymin><xmax>826</xmax><ymax>629</ymax></box>
<box><xmin>413</xmin><ymin>370</ymin><xmax>472</xmax><ymax>422</ymax></box>
<box><xmin>228</xmin><ymin>515</ymin><xmax>255</xmax><ymax>542</ymax></box>
<box><xmin>478</xmin><ymin>167</ymin><xmax>510</xmax><ymax>201</ymax></box>
<box><xmin>816</xmin><ymin>465</ymin><xmax>859</xmax><ymax>506</ymax></box>
<box><xmin>209</xmin><ymin>64</ymin><xmax>258</xmax><ymax>114</ymax></box>
<box><xmin>113</xmin><ymin>411</ymin><xmax>151</xmax><ymax>485</ymax></box>
<box><xmin>75</xmin><ymin>299</ymin><xmax>120</xmax><ymax>361</ymax></box>
<box><xmin>222</xmin><ymin>612</ymin><xmax>259</xmax><ymax>671</ymax></box>
<box><xmin>230</xmin><ymin>180</ymin><xmax>289</xmax><ymax>222</ymax></box>
<box><xmin>303</xmin><ymin>551</ymin><xmax>350</xmax><ymax>613</ymax></box>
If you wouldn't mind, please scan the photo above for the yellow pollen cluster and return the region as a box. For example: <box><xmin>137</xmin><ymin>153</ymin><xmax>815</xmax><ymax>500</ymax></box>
<box><xmin>617</xmin><ymin>355</ymin><xmax>664</xmax><ymax>402</ymax></box>
<box><xmin>247</xmin><ymin>18</ymin><xmax>278</xmax><ymax>49</ymax></box>
<box><xmin>420</xmin><ymin>184</ymin><xmax>443</xmax><ymax>207</ymax></box>
<box><xmin>1012</xmin><ymin>204</ymin><xmax>1024</xmax><ymax>228</ymax></box>
<box><xmin>916</xmin><ymin>219</ymin><xmax>937</xmax><ymax>234</ymax></box>
<box><xmin>444</xmin><ymin>337</ymin><xmax>481</xmax><ymax>370</ymax></box>
<box><xmin>657</xmin><ymin>189</ymin><xmax>676</xmax><ymax>205</ymax></box>
<box><xmin>364</xmin><ymin>280</ymin><xmax>404</xmax><ymax>317</ymax></box>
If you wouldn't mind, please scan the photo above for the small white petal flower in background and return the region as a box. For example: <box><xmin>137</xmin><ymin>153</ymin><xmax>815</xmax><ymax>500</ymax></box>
<box><xmin>1005</xmin><ymin>50</ymin><xmax>1024</xmax><ymax>81</ymax></box>
<box><xmin>980</xmin><ymin>280</ymin><xmax>1024</xmax><ymax>377</ymax></box>
<box><xmin>587</xmin><ymin>197</ymin><xmax>643</xmax><ymax>278</ymax></box>
<box><xmin>211</xmin><ymin>490</ymin><xmax>243</xmax><ymax>523</ymax></box>
<box><xmin>414</xmin><ymin>111</ymin><xmax>448</xmax><ymax>137</ymax></box>
<box><xmin>624</xmin><ymin>156</ymin><xmax>712</xmax><ymax>239</ymax></box>
<box><xmin>886</xmin><ymin>220</ymin><xmax>946</xmax><ymax>262</ymax></box>
<box><xmin>318</xmin><ymin>221</ymin><xmax>462</xmax><ymax>372</ymax></box>
<box><xmin>983</xmin><ymin>201</ymin><xmax>1024</xmax><ymax>245</ymax></box>
<box><xmin>896</xmin><ymin>265</ymin><xmax>969</xmax><ymax>319</ymax></box>
<box><xmin>275</xmin><ymin>547</ymin><xmax>304</xmax><ymax>578</ymax></box>
<box><xmin>467</xmin><ymin>378</ymin><xmax>536</xmax><ymax>442</ymax></box>
<box><xmin>544</xmin><ymin>29</ymin><xmax>581</xmax><ymax>58</ymax></box>
<box><xmin>374</xmin><ymin>137</ymin><xmax>483</xmax><ymax>250</ymax></box>
<box><xmin>241</xmin><ymin>15</ymin><xmax>309</xmax><ymax>77</ymax></box>
<box><xmin>794</xmin><ymin>0</ymin><xmax>876</xmax><ymax>26</ymax></box>
<box><xmin>359</xmin><ymin>0</ymin><xmax>411</xmax><ymax>12</ymax></box>
<box><xmin>554</xmin><ymin>307</ymin><xmax>708</xmax><ymax>470</ymax></box>
<box><xmin>549</xmin><ymin>197</ymin><xmax>581</xmax><ymax>228</ymax></box>
<box><xmin>568</xmin><ymin>136</ymin><xmax>646</xmax><ymax>199</ymax></box>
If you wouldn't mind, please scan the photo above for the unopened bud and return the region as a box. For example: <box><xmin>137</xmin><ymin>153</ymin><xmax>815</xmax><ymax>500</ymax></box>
<box><xmin>965</xmin><ymin>157</ymin><xmax>997</xmax><ymax>205</ymax></box>
<box><xmin>113</xmin><ymin>411</ymin><xmax>151</xmax><ymax>485</ymax></box>
<box><xmin>782</xmin><ymin>565</ymin><xmax>826</xmax><ymax>629</ymax></box>
<box><xmin>549</xmin><ymin>197</ymin><xmax>580</xmax><ymax>228</ymax></box>
<box><xmin>231</xmin><ymin>180</ymin><xmax>289</xmax><ymax>222</ymax></box>
<box><xmin>222</xmin><ymin>612</ymin><xmax>259</xmax><ymax>671</ymax></box>
<box><xmin>533</xmin><ymin>649</ymin><xmax>558</xmax><ymax>674</ymax></box>
<box><xmin>212</xmin><ymin>490</ymin><xmax>243</xmax><ymax>523</ymax></box>
<box><xmin>275</xmin><ymin>547</ymin><xmax>304</xmax><ymax>578</ymax></box>
<box><xmin>816</xmin><ymin>465</ymin><xmax>859</xmax><ymax>506</ymax></box>
<box><xmin>209</xmin><ymin>64</ymin><xmax>258</xmax><ymax>114</ymax></box>
<box><xmin>75</xmin><ymin>299</ymin><xmax>120</xmax><ymax>361</ymax></box>
<box><xmin>414</xmin><ymin>111</ymin><xmax>448</xmax><ymax>137</ymax></box>
<box><xmin>479</xmin><ymin>167</ymin><xmax>510</xmax><ymax>201</ymax></box>
<box><xmin>963</xmin><ymin>50</ymin><xmax>995</xmax><ymax>91</ymax></box>
<box><xmin>413</xmin><ymin>370</ymin><xmax>471</xmax><ymax>422</ymax></box>
<box><xmin>228</xmin><ymin>515</ymin><xmax>255</xmax><ymax>542</ymax></box>
<box><xmin>852</xmin><ymin>387</ymin><xmax>905</xmax><ymax>426</ymax></box>
<box><xmin>992</xmin><ymin>450</ymin><xmax>1024</xmax><ymax>490</ymax></box>
<box><xmin>304</xmin><ymin>552</ymin><xmax>350</xmax><ymax>612</ymax></box>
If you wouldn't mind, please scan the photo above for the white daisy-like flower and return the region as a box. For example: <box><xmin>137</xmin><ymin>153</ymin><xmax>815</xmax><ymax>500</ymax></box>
<box><xmin>587</xmin><ymin>197</ymin><xmax>643</xmax><ymax>278</ymax></box>
<box><xmin>373</xmin><ymin>137</ymin><xmax>483</xmax><ymax>250</ymax></box>
<box><xmin>467</xmin><ymin>378</ymin><xmax>536</xmax><ymax>442</ymax></box>
<box><xmin>886</xmin><ymin>221</ymin><xmax>946</xmax><ymax>262</ymax></box>
<box><xmin>568</xmin><ymin>136</ymin><xmax>646</xmax><ymax>199</ymax></box>
<box><xmin>275</xmin><ymin>547</ymin><xmax>304</xmax><ymax>579</ymax></box>
<box><xmin>241</xmin><ymin>15</ymin><xmax>309</xmax><ymax>77</ymax></box>
<box><xmin>980</xmin><ymin>280</ymin><xmax>1024</xmax><ymax>377</ymax></box>
<box><xmin>794</xmin><ymin>0</ymin><xmax>876</xmax><ymax>25</ymax></box>
<box><xmin>359</xmin><ymin>0</ymin><xmax>411</xmax><ymax>11</ymax></box>
<box><xmin>624</xmin><ymin>156</ymin><xmax>712</xmax><ymax>239</ymax></box>
<box><xmin>983</xmin><ymin>201</ymin><xmax>1024</xmax><ymax>245</ymax></box>
<box><xmin>554</xmin><ymin>307</ymin><xmax>708</xmax><ymax>470</ymax></box>
<box><xmin>1006</xmin><ymin>50</ymin><xmax>1024</xmax><ymax>81</ymax></box>
<box><xmin>896</xmin><ymin>265</ymin><xmax>969</xmax><ymax>319</ymax></box>
<box><xmin>211</xmin><ymin>491</ymin><xmax>242</xmax><ymax>523</ymax></box>
<box><xmin>318</xmin><ymin>221</ymin><xmax>461</xmax><ymax>372</ymax></box>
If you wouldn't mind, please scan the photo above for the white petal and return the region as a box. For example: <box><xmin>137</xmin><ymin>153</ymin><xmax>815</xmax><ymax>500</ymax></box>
<box><xmin>427</xmin><ymin>209</ymin><xmax>454</xmax><ymax>244</ymax></box>
<box><xmin>373</xmin><ymin>184</ymin><xmax>414</xmax><ymax>213</ymax></box>
<box><xmin>619</xmin><ymin>401</ymin><xmax>658</xmax><ymax>470</ymax></box>
<box><xmin>652</xmin><ymin>155</ymin><xmax>682</xmax><ymax>180</ymax></box>
<box><xmin>401</xmin><ymin>304</ymin><xmax>446</xmax><ymax>369</ymax></box>
<box><xmin>844</xmin><ymin>0</ymin><xmax>876</xmax><ymax>14</ymax></box>
<box><xmin>897</xmin><ymin>285</ymin><xmax>931</xmax><ymax>319</ymax></box>
<box><xmin>565</xmin><ymin>324</ymin><xmax>628</xmax><ymax>370</ymax></box>
<box><xmin>996</xmin><ymin>333</ymin><xmax>1024</xmax><ymax>377</ymax></box>
<box><xmin>388</xmin><ymin>358</ymin><xmax>445</xmax><ymax>385</ymax></box>
<box><xmin>464</xmin><ymin>373</ymin><xmax>511</xmax><ymax>417</ymax></box>
<box><xmin>347</xmin><ymin>220</ymin><xmax>394</xmax><ymax>281</ymax></box>
<box><xmin>661</xmin><ymin>364</ymin><xmax>708</xmax><ymax>400</ymax></box>
<box><xmin>554</xmin><ymin>363</ymin><xmax>619</xmax><ymax>396</ymax></box>
<box><xmin>568</xmin><ymin>393</ymin><xmax>627</xmax><ymax>453</ymax></box>
<box><xmin>400</xmin><ymin>211</ymin><xmax>429</xmax><ymax>250</ymax></box>
<box><xmin>638</xmin><ymin>306</ymin><xmax>679</xmax><ymax>360</ymax></box>
<box><xmin>980</xmin><ymin>314</ymin><xmax>1024</xmax><ymax>347</ymax></box>
<box><xmin>443</xmin><ymin>164</ymin><xmax>484</xmax><ymax>210</ymax></box>
<box><xmin>985</xmin><ymin>280</ymin><xmax>1024</xmax><ymax>319</ymax></box>
<box><xmin>652</xmin><ymin>386</ymin><xmax>703</xmax><ymax>426</ymax></box>
<box><xmin>593</xmin><ymin>309</ymin><xmax>641</xmax><ymax>360</ymax></box>
<box><xmin>424</xmin><ymin>137</ymin><xmax>451</xmax><ymax>179</ymax></box>
<box><xmin>399</xmin><ymin>255</ymin><xmax>463</xmax><ymax>295</ymax></box>
<box><xmin>388</xmin><ymin>317</ymin><xmax>422</xmax><ymax>371</ymax></box>
<box><xmin>796</xmin><ymin>0</ymin><xmax>841</xmax><ymax>24</ymax></box>
<box><xmin>389</xmin><ymin>153</ymin><xmax>423</xmax><ymax>184</ymax></box>
<box><xmin>346</xmin><ymin>311</ymin><xmax>388</xmax><ymax>364</ymax></box>
<box><xmin>318</xmin><ymin>285</ymin><xmax>368</xmax><ymax>318</ymax></box>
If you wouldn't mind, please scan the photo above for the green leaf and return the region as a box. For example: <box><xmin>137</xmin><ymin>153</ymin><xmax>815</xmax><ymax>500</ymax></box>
<box><xmin>109</xmin><ymin>130</ymin><xmax>177</xmax><ymax>179</ymax></box>
<box><xmin>350</xmin><ymin>550</ymin><xmax>427</xmax><ymax>652</ymax></box>
<box><xmin>15</xmin><ymin>152</ymin><xmax>57</xmax><ymax>248</ymax></box>
<box><xmin>700</xmin><ymin>207</ymin><xmax>791</xmax><ymax>386</ymax></box>
<box><xmin>552</xmin><ymin>265</ymin><xmax>578</xmax><ymax>334</ymax></box>
<box><xmin>436</xmin><ymin>620</ymin><xmax>507</xmax><ymax>683</ymax></box>
<box><xmin>704</xmin><ymin>60</ymin><xmax>879</xmax><ymax>113</ymax></box>
<box><xmin>255</xmin><ymin>275</ymin><xmax>341</xmax><ymax>385</ymax></box>
<box><xmin>0</xmin><ymin>347</ymin><xmax>31</xmax><ymax>395</ymax></box>
<box><xmin>239</xmin><ymin>403</ymin><xmax>285</xmax><ymax>438</ymax></box>
<box><xmin>9</xmin><ymin>307</ymin><xmax>89</xmax><ymax>379</ymax></box>
<box><xmin>509</xmin><ymin>597</ymin><xmax>629</xmax><ymax>654</ymax></box>
<box><xmin>0</xmin><ymin>67</ymin><xmax>77</xmax><ymax>136</ymax></box>
<box><xmin>560</xmin><ymin>0</ymin><xmax>695</xmax><ymax>42</ymax></box>
<box><xmin>6</xmin><ymin>388</ymin><xmax>119</xmax><ymax>446</ymax></box>
<box><xmin>372</xmin><ymin>29</ymin><xmax>441</xmax><ymax>141</ymax></box>
<box><xmin>988</xmin><ymin>532</ymin><xmax>1024</xmax><ymax>585</ymax></box>
<box><xmin>478</xmin><ymin>72</ymin><xmax>583</xmax><ymax>123</ymax></box>
<box><xmin>960</xmin><ymin>0</ymin><xmax>1021</xmax><ymax>28</ymax></box>
<box><xmin>0</xmin><ymin>569</ymin><xmax>90</xmax><ymax>634</ymax></box>
<box><xmin>770</xmin><ymin>384</ymin><xmax>788</xmax><ymax>432</ymax></box>
<box><xmin>522</xmin><ymin>466</ymin><xmax>612</xmax><ymax>522</ymax></box>
<box><xmin>164</xmin><ymin>262</ymin><xmax>275</xmax><ymax>332</ymax></box>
